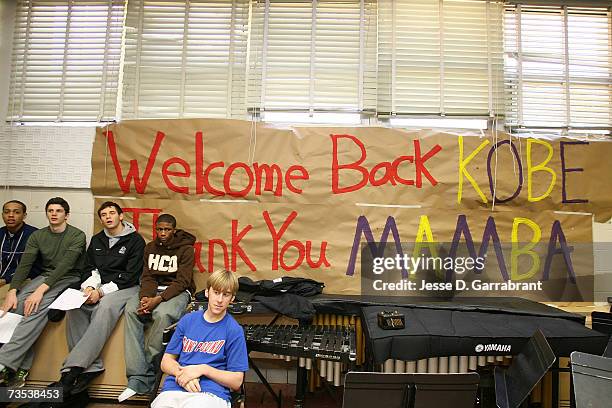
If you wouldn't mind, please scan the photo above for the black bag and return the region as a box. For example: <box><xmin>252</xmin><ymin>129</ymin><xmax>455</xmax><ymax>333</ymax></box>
<box><xmin>255</xmin><ymin>293</ymin><xmax>316</xmax><ymax>321</ymax></box>
<box><xmin>195</xmin><ymin>276</ymin><xmax>323</xmax><ymax>320</ymax></box>
<box><xmin>196</xmin><ymin>276</ymin><xmax>324</xmax><ymax>302</ymax></box>
<box><xmin>236</xmin><ymin>276</ymin><xmax>324</xmax><ymax>301</ymax></box>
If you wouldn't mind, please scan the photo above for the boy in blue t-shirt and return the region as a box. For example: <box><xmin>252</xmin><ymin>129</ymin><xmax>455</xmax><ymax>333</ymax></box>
<box><xmin>152</xmin><ymin>270</ymin><xmax>248</xmax><ymax>408</ymax></box>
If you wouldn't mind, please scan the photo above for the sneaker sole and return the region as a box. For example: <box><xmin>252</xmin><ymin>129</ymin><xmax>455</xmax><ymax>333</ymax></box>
<box><xmin>7</xmin><ymin>380</ymin><xmax>26</xmax><ymax>388</ymax></box>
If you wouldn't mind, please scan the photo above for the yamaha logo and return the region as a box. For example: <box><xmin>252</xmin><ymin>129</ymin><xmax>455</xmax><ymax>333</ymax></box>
<box><xmin>475</xmin><ymin>343</ymin><xmax>511</xmax><ymax>353</ymax></box>
<box><xmin>315</xmin><ymin>353</ymin><xmax>341</xmax><ymax>361</ymax></box>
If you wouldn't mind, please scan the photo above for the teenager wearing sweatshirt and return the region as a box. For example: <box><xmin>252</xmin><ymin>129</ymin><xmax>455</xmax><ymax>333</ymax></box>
<box><xmin>119</xmin><ymin>213</ymin><xmax>195</xmax><ymax>401</ymax></box>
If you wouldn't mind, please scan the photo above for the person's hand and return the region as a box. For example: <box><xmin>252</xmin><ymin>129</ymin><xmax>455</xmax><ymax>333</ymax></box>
<box><xmin>136</xmin><ymin>297</ymin><xmax>149</xmax><ymax>315</ymax></box>
<box><xmin>176</xmin><ymin>365</ymin><xmax>204</xmax><ymax>388</ymax></box>
<box><xmin>84</xmin><ymin>287</ymin><xmax>101</xmax><ymax>305</ymax></box>
<box><xmin>1</xmin><ymin>290</ymin><xmax>18</xmax><ymax>317</ymax></box>
<box><xmin>183</xmin><ymin>378</ymin><xmax>201</xmax><ymax>393</ymax></box>
<box><xmin>24</xmin><ymin>286</ymin><xmax>46</xmax><ymax>317</ymax></box>
<box><xmin>137</xmin><ymin>296</ymin><xmax>162</xmax><ymax>314</ymax></box>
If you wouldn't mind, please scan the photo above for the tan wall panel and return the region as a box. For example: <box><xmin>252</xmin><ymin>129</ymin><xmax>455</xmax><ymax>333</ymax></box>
<box><xmin>28</xmin><ymin>317</ymin><xmax>128</xmax><ymax>389</ymax></box>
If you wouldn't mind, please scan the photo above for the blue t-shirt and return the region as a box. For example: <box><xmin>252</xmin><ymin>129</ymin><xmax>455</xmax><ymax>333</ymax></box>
<box><xmin>161</xmin><ymin>310</ymin><xmax>249</xmax><ymax>402</ymax></box>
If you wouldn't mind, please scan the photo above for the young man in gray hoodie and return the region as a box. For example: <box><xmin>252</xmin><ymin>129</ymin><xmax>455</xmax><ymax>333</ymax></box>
<box><xmin>54</xmin><ymin>201</ymin><xmax>145</xmax><ymax>395</ymax></box>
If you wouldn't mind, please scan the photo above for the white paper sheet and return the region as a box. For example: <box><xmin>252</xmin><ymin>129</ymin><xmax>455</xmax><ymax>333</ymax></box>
<box><xmin>0</xmin><ymin>312</ymin><xmax>23</xmax><ymax>343</ymax></box>
<box><xmin>49</xmin><ymin>288</ymin><xmax>89</xmax><ymax>311</ymax></box>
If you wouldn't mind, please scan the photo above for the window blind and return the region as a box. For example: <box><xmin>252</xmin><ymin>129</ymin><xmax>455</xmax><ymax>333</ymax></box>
<box><xmin>378</xmin><ymin>0</ymin><xmax>505</xmax><ymax>117</ymax></box>
<box><xmin>504</xmin><ymin>4</ymin><xmax>612</xmax><ymax>129</ymax></box>
<box><xmin>247</xmin><ymin>0</ymin><xmax>377</xmax><ymax>113</ymax></box>
<box><xmin>121</xmin><ymin>0</ymin><xmax>249</xmax><ymax>119</ymax></box>
<box><xmin>7</xmin><ymin>0</ymin><xmax>125</xmax><ymax>122</ymax></box>
<box><xmin>6</xmin><ymin>0</ymin><xmax>610</xmax><ymax>129</ymax></box>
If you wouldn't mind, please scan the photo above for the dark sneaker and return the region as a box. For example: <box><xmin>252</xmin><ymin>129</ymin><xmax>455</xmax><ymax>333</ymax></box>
<box><xmin>56</xmin><ymin>367</ymin><xmax>83</xmax><ymax>395</ymax></box>
<box><xmin>0</xmin><ymin>368</ymin><xmax>14</xmax><ymax>386</ymax></box>
<box><xmin>7</xmin><ymin>368</ymin><xmax>28</xmax><ymax>388</ymax></box>
<box><xmin>71</xmin><ymin>370</ymin><xmax>104</xmax><ymax>394</ymax></box>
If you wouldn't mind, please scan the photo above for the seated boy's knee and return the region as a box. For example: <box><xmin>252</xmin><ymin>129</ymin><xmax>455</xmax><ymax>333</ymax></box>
<box><xmin>95</xmin><ymin>299</ymin><xmax>118</xmax><ymax>316</ymax></box>
<box><xmin>151</xmin><ymin>309</ymin><xmax>181</xmax><ymax>328</ymax></box>
<box><xmin>151</xmin><ymin>308</ymin><xmax>167</xmax><ymax>321</ymax></box>
<box><xmin>124</xmin><ymin>297</ymin><xmax>140</xmax><ymax>315</ymax></box>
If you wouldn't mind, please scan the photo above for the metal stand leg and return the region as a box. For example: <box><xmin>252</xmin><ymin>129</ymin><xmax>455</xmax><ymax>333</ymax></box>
<box><xmin>551</xmin><ymin>360</ymin><xmax>559</xmax><ymax>408</ymax></box>
<box><xmin>295</xmin><ymin>365</ymin><xmax>307</xmax><ymax>408</ymax></box>
<box><xmin>569</xmin><ymin>364</ymin><xmax>575</xmax><ymax>408</ymax></box>
<box><xmin>294</xmin><ymin>317</ymin><xmax>315</xmax><ymax>407</ymax></box>
<box><xmin>249</xmin><ymin>356</ymin><xmax>282</xmax><ymax>408</ymax></box>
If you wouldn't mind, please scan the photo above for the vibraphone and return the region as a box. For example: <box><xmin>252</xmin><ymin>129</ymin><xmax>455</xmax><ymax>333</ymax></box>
<box><xmin>362</xmin><ymin>305</ymin><xmax>609</xmax><ymax>408</ymax></box>
<box><xmin>191</xmin><ymin>297</ymin><xmax>610</xmax><ymax>408</ymax></box>
<box><xmin>242</xmin><ymin>323</ymin><xmax>357</xmax><ymax>386</ymax></box>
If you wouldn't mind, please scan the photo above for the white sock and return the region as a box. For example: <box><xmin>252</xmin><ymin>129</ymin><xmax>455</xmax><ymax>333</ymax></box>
<box><xmin>118</xmin><ymin>387</ymin><xmax>137</xmax><ymax>402</ymax></box>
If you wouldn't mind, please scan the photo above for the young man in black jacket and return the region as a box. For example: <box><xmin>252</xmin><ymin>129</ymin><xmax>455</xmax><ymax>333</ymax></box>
<box><xmin>55</xmin><ymin>201</ymin><xmax>145</xmax><ymax>394</ymax></box>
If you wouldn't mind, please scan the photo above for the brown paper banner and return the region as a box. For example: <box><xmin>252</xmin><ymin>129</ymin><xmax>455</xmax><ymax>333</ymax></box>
<box><xmin>92</xmin><ymin>197</ymin><xmax>592</xmax><ymax>298</ymax></box>
<box><xmin>92</xmin><ymin>119</ymin><xmax>612</xmax><ymax>220</ymax></box>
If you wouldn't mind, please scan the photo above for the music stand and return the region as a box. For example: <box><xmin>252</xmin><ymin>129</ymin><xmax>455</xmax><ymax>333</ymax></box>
<box><xmin>494</xmin><ymin>329</ymin><xmax>556</xmax><ymax>408</ymax></box>
<box><xmin>571</xmin><ymin>351</ymin><xmax>612</xmax><ymax>408</ymax></box>
<box><xmin>342</xmin><ymin>372</ymin><xmax>480</xmax><ymax>408</ymax></box>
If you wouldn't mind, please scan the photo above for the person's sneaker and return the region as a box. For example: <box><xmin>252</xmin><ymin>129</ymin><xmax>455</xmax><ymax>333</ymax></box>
<box><xmin>0</xmin><ymin>368</ymin><xmax>15</xmax><ymax>386</ymax></box>
<box><xmin>57</xmin><ymin>367</ymin><xmax>83</xmax><ymax>394</ymax></box>
<box><xmin>7</xmin><ymin>368</ymin><xmax>28</xmax><ymax>388</ymax></box>
<box><xmin>71</xmin><ymin>370</ymin><xmax>104</xmax><ymax>394</ymax></box>
<box><xmin>117</xmin><ymin>387</ymin><xmax>137</xmax><ymax>402</ymax></box>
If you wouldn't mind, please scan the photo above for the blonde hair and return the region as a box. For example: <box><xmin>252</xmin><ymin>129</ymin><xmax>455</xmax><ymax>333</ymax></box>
<box><xmin>206</xmin><ymin>270</ymin><xmax>239</xmax><ymax>295</ymax></box>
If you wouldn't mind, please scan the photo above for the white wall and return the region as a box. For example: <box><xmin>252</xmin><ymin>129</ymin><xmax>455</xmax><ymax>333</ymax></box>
<box><xmin>0</xmin><ymin>187</ymin><xmax>94</xmax><ymax>240</ymax></box>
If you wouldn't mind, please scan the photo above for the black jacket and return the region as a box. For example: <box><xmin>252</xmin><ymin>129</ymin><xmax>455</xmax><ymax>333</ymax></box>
<box><xmin>82</xmin><ymin>229</ymin><xmax>146</xmax><ymax>290</ymax></box>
